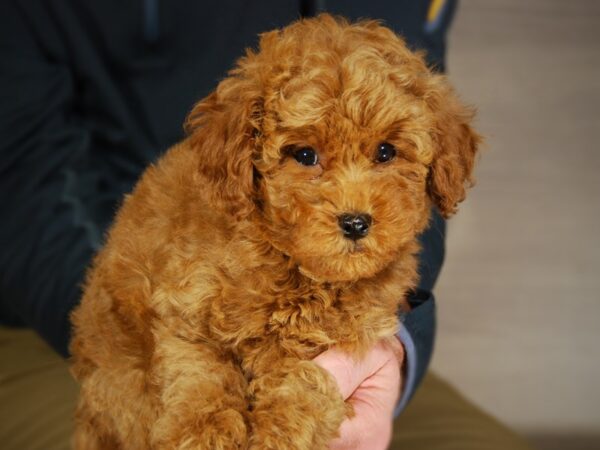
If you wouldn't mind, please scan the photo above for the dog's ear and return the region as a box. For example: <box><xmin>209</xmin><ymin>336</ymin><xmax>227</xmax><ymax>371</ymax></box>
<box><xmin>184</xmin><ymin>66</ymin><xmax>263</xmax><ymax>220</ymax></box>
<box><xmin>344</xmin><ymin>20</ymin><xmax>480</xmax><ymax>218</ymax></box>
<box><xmin>425</xmin><ymin>77</ymin><xmax>481</xmax><ymax>218</ymax></box>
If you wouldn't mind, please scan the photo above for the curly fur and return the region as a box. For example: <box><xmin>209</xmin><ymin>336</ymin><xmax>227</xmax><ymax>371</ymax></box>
<box><xmin>70</xmin><ymin>14</ymin><xmax>480</xmax><ymax>450</ymax></box>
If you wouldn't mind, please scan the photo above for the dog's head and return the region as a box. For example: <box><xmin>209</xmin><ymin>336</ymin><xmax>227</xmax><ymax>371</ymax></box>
<box><xmin>185</xmin><ymin>15</ymin><xmax>480</xmax><ymax>283</ymax></box>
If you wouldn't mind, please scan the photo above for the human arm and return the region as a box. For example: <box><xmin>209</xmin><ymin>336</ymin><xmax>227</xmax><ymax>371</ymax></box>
<box><xmin>0</xmin><ymin>1</ymin><xmax>119</xmax><ymax>355</ymax></box>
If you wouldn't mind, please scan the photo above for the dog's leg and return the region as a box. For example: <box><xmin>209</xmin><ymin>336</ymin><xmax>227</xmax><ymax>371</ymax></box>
<box><xmin>72</xmin><ymin>399</ymin><xmax>123</xmax><ymax>450</ymax></box>
<box><xmin>72</xmin><ymin>361</ymin><xmax>162</xmax><ymax>450</ymax></box>
<box><xmin>248</xmin><ymin>358</ymin><xmax>346</xmax><ymax>450</ymax></box>
<box><xmin>150</xmin><ymin>331</ymin><xmax>249</xmax><ymax>450</ymax></box>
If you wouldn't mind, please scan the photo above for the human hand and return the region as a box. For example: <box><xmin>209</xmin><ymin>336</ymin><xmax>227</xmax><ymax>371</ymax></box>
<box><xmin>313</xmin><ymin>338</ymin><xmax>404</xmax><ymax>450</ymax></box>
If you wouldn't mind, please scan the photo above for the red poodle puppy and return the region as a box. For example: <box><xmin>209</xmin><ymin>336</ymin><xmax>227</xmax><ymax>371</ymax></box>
<box><xmin>70</xmin><ymin>14</ymin><xmax>479</xmax><ymax>450</ymax></box>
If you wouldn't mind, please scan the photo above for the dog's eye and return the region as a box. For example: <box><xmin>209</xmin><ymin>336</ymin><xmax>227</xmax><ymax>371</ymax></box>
<box><xmin>375</xmin><ymin>142</ymin><xmax>396</xmax><ymax>163</ymax></box>
<box><xmin>293</xmin><ymin>147</ymin><xmax>319</xmax><ymax>166</ymax></box>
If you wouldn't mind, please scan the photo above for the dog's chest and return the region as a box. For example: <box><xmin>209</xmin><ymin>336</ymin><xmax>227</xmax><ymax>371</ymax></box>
<box><xmin>209</xmin><ymin>269</ymin><xmax>401</xmax><ymax>362</ymax></box>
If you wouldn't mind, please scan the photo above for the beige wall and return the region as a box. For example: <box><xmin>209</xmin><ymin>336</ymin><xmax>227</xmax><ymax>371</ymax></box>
<box><xmin>430</xmin><ymin>0</ymin><xmax>600</xmax><ymax>442</ymax></box>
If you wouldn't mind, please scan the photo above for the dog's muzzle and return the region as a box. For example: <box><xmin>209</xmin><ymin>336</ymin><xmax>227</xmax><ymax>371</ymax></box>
<box><xmin>338</xmin><ymin>213</ymin><xmax>372</xmax><ymax>240</ymax></box>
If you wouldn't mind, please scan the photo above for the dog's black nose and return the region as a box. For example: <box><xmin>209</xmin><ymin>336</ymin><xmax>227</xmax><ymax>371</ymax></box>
<box><xmin>338</xmin><ymin>213</ymin><xmax>372</xmax><ymax>240</ymax></box>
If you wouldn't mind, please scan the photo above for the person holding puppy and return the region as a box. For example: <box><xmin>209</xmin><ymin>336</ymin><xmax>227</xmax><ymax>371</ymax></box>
<box><xmin>0</xmin><ymin>1</ymin><xmax>530</xmax><ymax>449</ymax></box>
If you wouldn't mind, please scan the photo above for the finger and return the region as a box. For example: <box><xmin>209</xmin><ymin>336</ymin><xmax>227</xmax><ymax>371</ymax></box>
<box><xmin>382</xmin><ymin>335</ymin><xmax>405</xmax><ymax>363</ymax></box>
<box><xmin>313</xmin><ymin>348</ymin><xmax>363</xmax><ymax>399</ymax></box>
<box><xmin>313</xmin><ymin>341</ymin><xmax>397</xmax><ymax>399</ymax></box>
<box><xmin>329</xmin><ymin>395</ymin><xmax>394</xmax><ymax>450</ymax></box>
<box><xmin>328</xmin><ymin>356</ymin><xmax>400</xmax><ymax>450</ymax></box>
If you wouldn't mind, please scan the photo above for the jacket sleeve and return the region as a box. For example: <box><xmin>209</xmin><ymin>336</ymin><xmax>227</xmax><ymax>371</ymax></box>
<box><xmin>395</xmin><ymin>208</ymin><xmax>446</xmax><ymax>414</ymax></box>
<box><xmin>0</xmin><ymin>2</ymin><xmax>116</xmax><ymax>356</ymax></box>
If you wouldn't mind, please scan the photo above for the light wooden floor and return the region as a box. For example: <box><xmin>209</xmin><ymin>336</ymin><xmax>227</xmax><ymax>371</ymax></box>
<box><xmin>430</xmin><ymin>1</ymin><xmax>600</xmax><ymax>448</ymax></box>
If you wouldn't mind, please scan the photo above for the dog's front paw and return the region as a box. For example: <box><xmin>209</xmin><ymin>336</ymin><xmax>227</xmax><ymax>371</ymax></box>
<box><xmin>198</xmin><ymin>409</ymin><xmax>248</xmax><ymax>450</ymax></box>
<box><xmin>248</xmin><ymin>360</ymin><xmax>346</xmax><ymax>450</ymax></box>
<box><xmin>154</xmin><ymin>408</ymin><xmax>248</xmax><ymax>450</ymax></box>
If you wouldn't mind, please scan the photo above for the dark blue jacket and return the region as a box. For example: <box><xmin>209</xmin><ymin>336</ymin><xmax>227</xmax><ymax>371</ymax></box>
<box><xmin>0</xmin><ymin>0</ymin><xmax>456</xmax><ymax>409</ymax></box>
